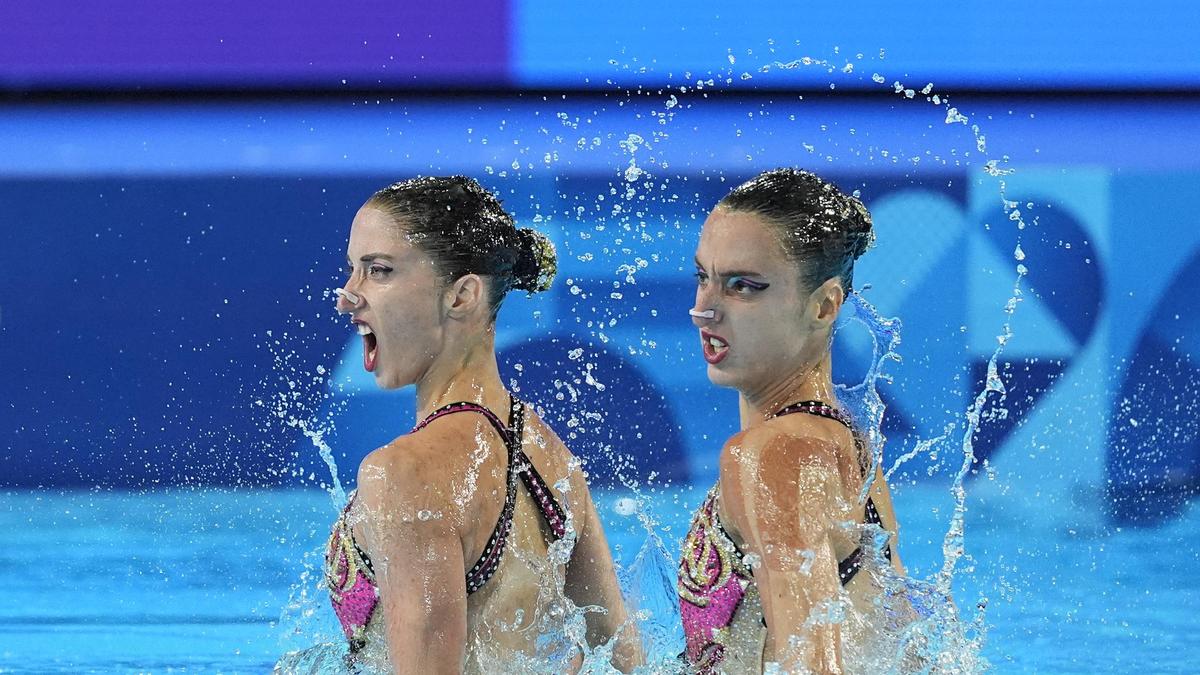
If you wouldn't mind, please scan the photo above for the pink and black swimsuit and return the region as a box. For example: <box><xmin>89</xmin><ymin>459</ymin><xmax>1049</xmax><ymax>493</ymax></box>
<box><xmin>677</xmin><ymin>400</ymin><xmax>893</xmax><ymax>673</ymax></box>
<box><xmin>324</xmin><ymin>396</ymin><xmax>568</xmax><ymax>654</ymax></box>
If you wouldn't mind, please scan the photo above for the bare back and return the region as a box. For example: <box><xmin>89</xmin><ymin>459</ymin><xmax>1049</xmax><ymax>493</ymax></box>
<box><xmin>461</xmin><ymin>408</ymin><xmax>601</xmax><ymax>669</ymax></box>
<box><xmin>353</xmin><ymin>400</ymin><xmax>638</xmax><ymax>673</ymax></box>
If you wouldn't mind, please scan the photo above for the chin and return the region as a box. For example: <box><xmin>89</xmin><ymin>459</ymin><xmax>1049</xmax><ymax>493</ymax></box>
<box><xmin>373</xmin><ymin>370</ymin><xmax>410</xmax><ymax>391</ymax></box>
<box><xmin>705</xmin><ymin>364</ymin><xmax>739</xmax><ymax>389</ymax></box>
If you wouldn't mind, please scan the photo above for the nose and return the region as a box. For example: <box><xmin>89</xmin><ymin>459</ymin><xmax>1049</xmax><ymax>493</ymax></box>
<box><xmin>334</xmin><ymin>287</ymin><xmax>362</xmax><ymax>315</ymax></box>
<box><xmin>689</xmin><ymin>297</ymin><xmax>722</xmax><ymax>327</ymax></box>
<box><xmin>690</xmin><ymin>269</ymin><xmax>728</xmax><ymax>326</ymax></box>
<box><xmin>689</xmin><ymin>307</ymin><xmax>723</xmax><ymax>328</ymax></box>
<box><xmin>691</xmin><ymin>283</ymin><xmax>722</xmax><ymax>327</ymax></box>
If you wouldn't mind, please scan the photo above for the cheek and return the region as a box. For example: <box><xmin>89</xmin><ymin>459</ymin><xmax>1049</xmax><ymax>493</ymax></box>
<box><xmin>394</xmin><ymin>281</ymin><xmax>442</xmax><ymax>325</ymax></box>
<box><xmin>393</xmin><ymin>304</ymin><xmax>439</xmax><ymax>342</ymax></box>
<box><xmin>375</xmin><ymin>299</ymin><xmax>437</xmax><ymax>355</ymax></box>
<box><xmin>746</xmin><ymin>311</ymin><xmax>802</xmax><ymax>355</ymax></box>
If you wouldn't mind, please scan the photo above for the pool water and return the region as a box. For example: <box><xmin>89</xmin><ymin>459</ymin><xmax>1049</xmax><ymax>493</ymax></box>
<box><xmin>2</xmin><ymin>484</ymin><xmax>1197</xmax><ymax>672</ymax></box>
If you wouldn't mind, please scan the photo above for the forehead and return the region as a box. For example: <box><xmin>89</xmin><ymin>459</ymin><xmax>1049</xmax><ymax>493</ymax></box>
<box><xmin>347</xmin><ymin>205</ymin><xmax>411</xmax><ymax>255</ymax></box>
<box><xmin>695</xmin><ymin>208</ymin><xmax>789</xmax><ymax>271</ymax></box>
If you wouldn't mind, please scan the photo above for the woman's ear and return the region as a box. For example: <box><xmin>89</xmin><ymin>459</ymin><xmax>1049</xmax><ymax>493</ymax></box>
<box><xmin>444</xmin><ymin>274</ymin><xmax>486</xmax><ymax>320</ymax></box>
<box><xmin>811</xmin><ymin>277</ymin><xmax>845</xmax><ymax>326</ymax></box>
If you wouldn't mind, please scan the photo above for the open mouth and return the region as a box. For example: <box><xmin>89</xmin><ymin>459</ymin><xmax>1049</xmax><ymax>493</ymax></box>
<box><xmin>701</xmin><ymin>331</ymin><xmax>729</xmax><ymax>365</ymax></box>
<box><xmin>357</xmin><ymin>323</ymin><xmax>378</xmax><ymax>372</ymax></box>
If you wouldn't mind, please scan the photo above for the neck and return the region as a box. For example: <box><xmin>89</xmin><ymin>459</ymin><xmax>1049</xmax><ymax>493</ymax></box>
<box><xmin>414</xmin><ymin>327</ymin><xmax>507</xmax><ymax>423</ymax></box>
<box><xmin>739</xmin><ymin>351</ymin><xmax>837</xmax><ymax>429</ymax></box>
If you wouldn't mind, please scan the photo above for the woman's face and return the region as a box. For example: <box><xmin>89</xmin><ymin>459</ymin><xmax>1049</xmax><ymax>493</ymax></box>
<box><xmin>337</xmin><ymin>204</ymin><xmax>445</xmax><ymax>390</ymax></box>
<box><xmin>691</xmin><ymin>208</ymin><xmax>825</xmax><ymax>391</ymax></box>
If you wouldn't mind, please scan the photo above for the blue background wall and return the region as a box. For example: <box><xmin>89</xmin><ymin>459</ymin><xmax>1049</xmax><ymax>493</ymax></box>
<box><xmin>4</xmin><ymin>1</ymin><xmax>1198</xmax><ymax>90</ymax></box>
<box><xmin>2</xmin><ymin>3</ymin><xmax>1198</xmax><ymax>528</ymax></box>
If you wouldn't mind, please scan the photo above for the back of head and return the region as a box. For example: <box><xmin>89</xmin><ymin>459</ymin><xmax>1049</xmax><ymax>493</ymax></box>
<box><xmin>367</xmin><ymin>175</ymin><xmax>556</xmax><ymax>318</ymax></box>
<box><xmin>719</xmin><ymin>168</ymin><xmax>874</xmax><ymax>292</ymax></box>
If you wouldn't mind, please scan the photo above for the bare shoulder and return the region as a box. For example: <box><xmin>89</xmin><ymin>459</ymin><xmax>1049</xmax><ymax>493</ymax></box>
<box><xmin>720</xmin><ymin>425</ymin><xmax>847</xmax><ymax>540</ymax></box>
<box><xmin>722</xmin><ymin>423</ymin><xmax>842</xmax><ymax>477</ymax></box>
<box><xmin>355</xmin><ymin>417</ymin><xmax>492</xmax><ymax>517</ymax></box>
<box><xmin>357</xmin><ymin>434</ymin><xmax>431</xmax><ymax>491</ymax></box>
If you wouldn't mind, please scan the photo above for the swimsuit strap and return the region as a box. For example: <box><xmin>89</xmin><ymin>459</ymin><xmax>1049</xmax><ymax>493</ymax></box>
<box><xmin>411</xmin><ymin>399</ymin><xmax>512</xmax><ymax>438</ymax></box>
<box><xmin>410</xmin><ymin>399</ymin><xmax>522</xmax><ymax>594</ymax></box>
<box><xmin>709</xmin><ymin>484</ymin><xmax>753</xmax><ymax>578</ymax></box>
<box><xmin>509</xmin><ymin>402</ymin><xmax>569</xmax><ymax>540</ymax></box>
<box><xmin>770</xmin><ymin>399</ymin><xmax>853</xmax><ymax>429</ymax></box>
<box><xmin>341</xmin><ymin>490</ymin><xmax>375</xmax><ymax>575</ymax></box>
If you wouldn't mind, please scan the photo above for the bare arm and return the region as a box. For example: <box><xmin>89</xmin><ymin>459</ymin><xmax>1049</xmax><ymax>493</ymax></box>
<box><xmin>357</xmin><ymin>447</ymin><xmax>468</xmax><ymax>675</ymax></box>
<box><xmin>729</xmin><ymin>432</ymin><xmax>848</xmax><ymax>674</ymax></box>
<box><xmin>563</xmin><ymin>480</ymin><xmax>645</xmax><ymax>671</ymax></box>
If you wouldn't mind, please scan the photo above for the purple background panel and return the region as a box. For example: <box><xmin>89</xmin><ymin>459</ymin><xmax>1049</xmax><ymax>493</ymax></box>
<box><xmin>0</xmin><ymin>0</ymin><xmax>510</xmax><ymax>88</ymax></box>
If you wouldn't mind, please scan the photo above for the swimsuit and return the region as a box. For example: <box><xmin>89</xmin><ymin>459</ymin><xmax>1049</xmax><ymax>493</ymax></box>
<box><xmin>677</xmin><ymin>400</ymin><xmax>894</xmax><ymax>673</ymax></box>
<box><xmin>324</xmin><ymin>395</ymin><xmax>568</xmax><ymax>653</ymax></box>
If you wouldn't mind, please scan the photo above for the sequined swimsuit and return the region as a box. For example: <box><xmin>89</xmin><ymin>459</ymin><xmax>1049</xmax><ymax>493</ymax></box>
<box><xmin>677</xmin><ymin>400</ymin><xmax>893</xmax><ymax>672</ymax></box>
<box><xmin>324</xmin><ymin>396</ymin><xmax>568</xmax><ymax>652</ymax></box>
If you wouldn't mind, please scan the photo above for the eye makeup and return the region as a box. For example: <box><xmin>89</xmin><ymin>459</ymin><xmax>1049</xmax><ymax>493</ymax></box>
<box><xmin>725</xmin><ymin>276</ymin><xmax>770</xmax><ymax>292</ymax></box>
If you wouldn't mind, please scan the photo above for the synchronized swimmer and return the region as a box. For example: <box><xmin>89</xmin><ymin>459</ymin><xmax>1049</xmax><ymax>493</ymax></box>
<box><xmin>283</xmin><ymin>169</ymin><xmax>908</xmax><ymax>674</ymax></box>
<box><xmin>284</xmin><ymin>176</ymin><xmax>641</xmax><ymax>673</ymax></box>
<box><xmin>678</xmin><ymin>169</ymin><xmax>906</xmax><ymax>672</ymax></box>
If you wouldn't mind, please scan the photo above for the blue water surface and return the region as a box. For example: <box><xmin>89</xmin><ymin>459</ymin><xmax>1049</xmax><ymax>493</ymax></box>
<box><xmin>1</xmin><ymin>484</ymin><xmax>1197</xmax><ymax>673</ymax></box>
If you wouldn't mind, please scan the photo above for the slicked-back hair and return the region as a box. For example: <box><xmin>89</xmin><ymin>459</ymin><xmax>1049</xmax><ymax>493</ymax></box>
<box><xmin>367</xmin><ymin>175</ymin><xmax>556</xmax><ymax>319</ymax></box>
<box><xmin>719</xmin><ymin>168</ymin><xmax>874</xmax><ymax>293</ymax></box>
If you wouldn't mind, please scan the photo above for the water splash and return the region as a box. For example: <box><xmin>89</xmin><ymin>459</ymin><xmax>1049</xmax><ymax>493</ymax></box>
<box><xmin>615</xmin><ymin>500</ymin><xmax>686</xmax><ymax>666</ymax></box>
<box><xmin>830</xmin><ymin>292</ymin><xmax>989</xmax><ymax>670</ymax></box>
<box><xmin>937</xmin><ymin>244</ymin><xmax>1026</xmax><ymax>602</ymax></box>
<box><xmin>287</xmin><ymin>415</ymin><xmax>346</xmax><ymax>510</ymax></box>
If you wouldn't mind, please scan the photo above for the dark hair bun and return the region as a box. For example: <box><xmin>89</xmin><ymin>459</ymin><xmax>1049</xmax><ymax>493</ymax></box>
<box><xmin>512</xmin><ymin>227</ymin><xmax>557</xmax><ymax>293</ymax></box>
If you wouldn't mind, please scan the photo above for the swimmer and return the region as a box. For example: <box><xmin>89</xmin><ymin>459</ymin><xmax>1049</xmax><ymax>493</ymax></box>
<box><xmin>321</xmin><ymin>176</ymin><xmax>641</xmax><ymax>672</ymax></box>
<box><xmin>677</xmin><ymin>169</ymin><xmax>906</xmax><ymax>673</ymax></box>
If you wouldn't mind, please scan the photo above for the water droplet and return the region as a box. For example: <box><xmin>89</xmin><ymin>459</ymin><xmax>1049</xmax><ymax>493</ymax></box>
<box><xmin>945</xmin><ymin>107</ymin><xmax>969</xmax><ymax>125</ymax></box>
<box><xmin>984</xmin><ymin>159</ymin><xmax>1015</xmax><ymax>177</ymax></box>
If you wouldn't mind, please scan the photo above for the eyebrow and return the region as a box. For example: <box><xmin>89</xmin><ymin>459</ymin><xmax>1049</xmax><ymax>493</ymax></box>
<box><xmin>347</xmin><ymin>252</ymin><xmax>396</xmax><ymax>264</ymax></box>
<box><xmin>694</xmin><ymin>258</ymin><xmax>766</xmax><ymax>278</ymax></box>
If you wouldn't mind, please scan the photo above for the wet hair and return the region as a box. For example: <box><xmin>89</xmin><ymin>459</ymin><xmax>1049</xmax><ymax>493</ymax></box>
<box><xmin>366</xmin><ymin>175</ymin><xmax>556</xmax><ymax>318</ymax></box>
<box><xmin>718</xmin><ymin>168</ymin><xmax>874</xmax><ymax>292</ymax></box>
